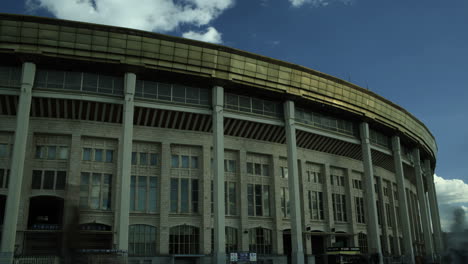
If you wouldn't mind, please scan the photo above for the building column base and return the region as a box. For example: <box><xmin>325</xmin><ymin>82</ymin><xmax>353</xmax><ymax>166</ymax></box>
<box><xmin>0</xmin><ymin>252</ymin><xmax>13</xmax><ymax>264</ymax></box>
<box><xmin>292</xmin><ymin>250</ymin><xmax>305</xmax><ymax>264</ymax></box>
<box><xmin>213</xmin><ymin>253</ymin><xmax>226</xmax><ymax>264</ymax></box>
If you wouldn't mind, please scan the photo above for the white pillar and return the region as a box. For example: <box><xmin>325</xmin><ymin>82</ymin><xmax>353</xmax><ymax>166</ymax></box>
<box><xmin>391</xmin><ymin>136</ymin><xmax>415</xmax><ymax>263</ymax></box>
<box><xmin>212</xmin><ymin>86</ymin><xmax>226</xmax><ymax>264</ymax></box>
<box><xmin>424</xmin><ymin>160</ymin><xmax>443</xmax><ymax>255</ymax></box>
<box><xmin>0</xmin><ymin>62</ymin><xmax>35</xmax><ymax>264</ymax></box>
<box><xmin>116</xmin><ymin>73</ymin><xmax>136</xmax><ymax>252</ymax></box>
<box><xmin>413</xmin><ymin>149</ymin><xmax>434</xmax><ymax>261</ymax></box>
<box><xmin>359</xmin><ymin>122</ymin><xmax>383</xmax><ymax>263</ymax></box>
<box><xmin>283</xmin><ymin>101</ymin><xmax>305</xmax><ymax>264</ymax></box>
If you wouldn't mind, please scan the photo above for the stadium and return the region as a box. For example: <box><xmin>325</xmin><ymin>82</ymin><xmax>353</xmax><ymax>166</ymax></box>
<box><xmin>0</xmin><ymin>13</ymin><xmax>442</xmax><ymax>264</ymax></box>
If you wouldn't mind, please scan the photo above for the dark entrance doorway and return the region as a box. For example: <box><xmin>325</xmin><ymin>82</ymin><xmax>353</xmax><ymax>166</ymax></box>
<box><xmin>25</xmin><ymin>196</ymin><xmax>64</xmax><ymax>255</ymax></box>
<box><xmin>283</xmin><ymin>229</ymin><xmax>292</xmax><ymax>264</ymax></box>
<box><xmin>174</xmin><ymin>256</ymin><xmax>198</xmax><ymax>264</ymax></box>
<box><xmin>334</xmin><ymin>234</ymin><xmax>348</xmax><ymax>247</ymax></box>
<box><xmin>310</xmin><ymin>233</ymin><xmax>325</xmax><ymax>264</ymax></box>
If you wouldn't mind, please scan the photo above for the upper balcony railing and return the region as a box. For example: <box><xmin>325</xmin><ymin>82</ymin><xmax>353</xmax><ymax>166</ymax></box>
<box><xmin>135</xmin><ymin>79</ymin><xmax>211</xmax><ymax>107</ymax></box>
<box><xmin>224</xmin><ymin>93</ymin><xmax>283</xmax><ymax>118</ymax></box>
<box><xmin>295</xmin><ymin>108</ymin><xmax>357</xmax><ymax>137</ymax></box>
<box><xmin>34</xmin><ymin>70</ymin><xmax>124</xmax><ymax>97</ymax></box>
<box><xmin>0</xmin><ymin>66</ymin><xmax>21</xmax><ymax>89</ymax></box>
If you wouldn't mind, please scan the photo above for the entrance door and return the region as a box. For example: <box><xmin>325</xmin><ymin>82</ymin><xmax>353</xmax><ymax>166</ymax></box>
<box><xmin>283</xmin><ymin>230</ymin><xmax>292</xmax><ymax>264</ymax></box>
<box><xmin>311</xmin><ymin>235</ymin><xmax>325</xmax><ymax>264</ymax></box>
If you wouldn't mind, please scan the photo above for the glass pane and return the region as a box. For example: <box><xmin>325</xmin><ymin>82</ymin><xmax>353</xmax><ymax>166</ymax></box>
<box><xmin>247</xmin><ymin>162</ymin><xmax>253</xmax><ymax>174</ymax></box>
<box><xmin>56</xmin><ymin>171</ymin><xmax>66</xmax><ymax>190</ymax></box>
<box><xmin>171</xmin><ymin>155</ymin><xmax>179</xmax><ymax>168</ymax></box>
<box><xmin>106</xmin><ymin>150</ymin><xmax>113</xmax><ymax>163</ymax></box>
<box><xmin>254</xmin><ymin>164</ymin><xmax>261</xmax><ymax>175</ymax></box>
<box><xmin>180</xmin><ymin>178</ymin><xmax>189</xmax><ymax>213</ymax></box>
<box><xmin>43</xmin><ymin>171</ymin><xmax>55</xmax><ymax>189</ymax></box>
<box><xmin>47</xmin><ymin>146</ymin><xmax>56</xmax><ymax>160</ymax></box>
<box><xmin>255</xmin><ymin>185</ymin><xmax>262</xmax><ymax>216</ymax></box>
<box><xmin>59</xmin><ymin>147</ymin><xmax>69</xmax><ymax>160</ymax></box>
<box><xmin>130</xmin><ymin>176</ymin><xmax>136</xmax><ymax>211</ymax></box>
<box><xmin>247</xmin><ymin>184</ymin><xmax>254</xmax><ymax>216</ymax></box>
<box><xmin>170</xmin><ymin>178</ymin><xmax>178</xmax><ymax>212</ymax></box>
<box><xmin>138</xmin><ymin>176</ymin><xmax>147</xmax><ymax>211</ymax></box>
<box><xmin>132</xmin><ymin>152</ymin><xmax>137</xmax><ymax>165</ymax></box>
<box><xmin>95</xmin><ymin>149</ymin><xmax>103</xmax><ymax>162</ymax></box>
<box><xmin>263</xmin><ymin>186</ymin><xmax>270</xmax><ymax>216</ymax></box>
<box><xmin>149</xmin><ymin>177</ymin><xmax>157</xmax><ymax>212</ymax></box>
<box><xmin>150</xmin><ymin>153</ymin><xmax>158</xmax><ymax>166</ymax></box>
<box><xmin>158</xmin><ymin>83</ymin><xmax>171</xmax><ymax>101</ymax></box>
<box><xmin>192</xmin><ymin>179</ymin><xmax>198</xmax><ymax>213</ymax></box>
<box><xmin>83</xmin><ymin>72</ymin><xmax>98</xmax><ymax>92</ymax></box>
<box><xmin>262</xmin><ymin>164</ymin><xmax>269</xmax><ymax>176</ymax></box>
<box><xmin>83</xmin><ymin>148</ymin><xmax>91</xmax><ymax>161</ymax></box>
<box><xmin>173</xmin><ymin>85</ymin><xmax>185</xmax><ymax>103</ymax></box>
<box><xmin>35</xmin><ymin>146</ymin><xmax>45</xmax><ymax>159</ymax></box>
<box><xmin>64</xmin><ymin>71</ymin><xmax>81</xmax><ymax>90</ymax></box>
<box><xmin>31</xmin><ymin>170</ymin><xmax>42</xmax><ymax>189</ymax></box>
<box><xmin>191</xmin><ymin>156</ymin><xmax>198</xmax><ymax>169</ymax></box>
<box><xmin>140</xmin><ymin>153</ymin><xmax>148</xmax><ymax>165</ymax></box>
<box><xmin>181</xmin><ymin>156</ymin><xmax>189</xmax><ymax>168</ymax></box>
<box><xmin>229</xmin><ymin>160</ymin><xmax>236</xmax><ymax>173</ymax></box>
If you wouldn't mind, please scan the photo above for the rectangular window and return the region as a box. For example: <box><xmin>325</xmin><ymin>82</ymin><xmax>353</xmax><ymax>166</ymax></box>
<box><xmin>262</xmin><ymin>164</ymin><xmax>269</xmax><ymax>176</ymax></box>
<box><xmin>224</xmin><ymin>160</ymin><xmax>237</xmax><ymax>173</ymax></box>
<box><xmin>280</xmin><ymin>167</ymin><xmax>288</xmax><ymax>179</ymax></box>
<box><xmin>386</xmin><ymin>203</ymin><xmax>392</xmax><ymax>227</ymax></box>
<box><xmin>105</xmin><ymin>150</ymin><xmax>113</xmax><ymax>163</ymax></box>
<box><xmin>332</xmin><ymin>193</ymin><xmax>347</xmax><ymax>222</ymax></box>
<box><xmin>355</xmin><ymin>197</ymin><xmax>366</xmax><ymax>224</ymax></box>
<box><xmin>247</xmin><ymin>184</ymin><xmax>270</xmax><ymax>217</ymax></box>
<box><xmin>0</xmin><ymin>169</ymin><xmax>10</xmax><ymax>189</ymax></box>
<box><xmin>281</xmin><ymin>187</ymin><xmax>290</xmax><ymax>218</ymax></box>
<box><xmin>150</xmin><ymin>153</ymin><xmax>158</xmax><ymax>166</ymax></box>
<box><xmin>35</xmin><ymin>146</ymin><xmax>46</xmax><ymax>159</ymax></box>
<box><xmin>247</xmin><ymin>162</ymin><xmax>254</xmax><ymax>174</ymax></box>
<box><xmin>79</xmin><ymin>172</ymin><xmax>112</xmax><ymax>210</ymax></box>
<box><xmin>47</xmin><ymin>146</ymin><xmax>56</xmax><ymax>160</ymax></box>
<box><xmin>31</xmin><ymin>170</ymin><xmax>66</xmax><ymax>190</ymax></box>
<box><xmin>171</xmin><ymin>155</ymin><xmax>179</xmax><ymax>168</ymax></box>
<box><xmin>0</xmin><ymin>144</ymin><xmax>8</xmax><ymax>157</ymax></box>
<box><xmin>191</xmin><ymin>157</ymin><xmax>198</xmax><ymax>169</ymax></box>
<box><xmin>132</xmin><ymin>152</ymin><xmax>137</xmax><ymax>165</ymax></box>
<box><xmin>225</xmin><ymin>182</ymin><xmax>237</xmax><ymax>215</ymax></box>
<box><xmin>94</xmin><ymin>149</ymin><xmax>103</xmax><ymax>162</ymax></box>
<box><xmin>181</xmin><ymin>156</ymin><xmax>189</xmax><ymax>168</ymax></box>
<box><xmin>140</xmin><ymin>153</ymin><xmax>148</xmax><ymax>165</ymax></box>
<box><xmin>83</xmin><ymin>148</ymin><xmax>92</xmax><ymax>161</ymax></box>
<box><xmin>59</xmin><ymin>147</ymin><xmax>69</xmax><ymax>160</ymax></box>
<box><xmin>309</xmin><ymin>191</ymin><xmax>324</xmax><ymax>220</ymax></box>
<box><xmin>170</xmin><ymin>178</ymin><xmax>199</xmax><ymax>214</ymax></box>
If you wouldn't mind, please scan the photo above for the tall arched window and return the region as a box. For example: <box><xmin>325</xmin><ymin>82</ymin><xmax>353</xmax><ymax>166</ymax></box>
<box><xmin>169</xmin><ymin>225</ymin><xmax>199</xmax><ymax>254</ymax></box>
<box><xmin>128</xmin><ymin>224</ymin><xmax>157</xmax><ymax>256</ymax></box>
<box><xmin>358</xmin><ymin>232</ymin><xmax>368</xmax><ymax>254</ymax></box>
<box><xmin>249</xmin><ymin>227</ymin><xmax>272</xmax><ymax>254</ymax></box>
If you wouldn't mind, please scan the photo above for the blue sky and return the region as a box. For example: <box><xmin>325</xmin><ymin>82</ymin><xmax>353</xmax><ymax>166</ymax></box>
<box><xmin>2</xmin><ymin>0</ymin><xmax>468</xmax><ymax>229</ymax></box>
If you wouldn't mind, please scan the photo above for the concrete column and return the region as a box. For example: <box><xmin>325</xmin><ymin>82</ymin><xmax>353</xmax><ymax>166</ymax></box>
<box><xmin>359</xmin><ymin>122</ymin><xmax>383</xmax><ymax>263</ymax></box>
<box><xmin>116</xmin><ymin>73</ymin><xmax>136</xmax><ymax>252</ymax></box>
<box><xmin>413</xmin><ymin>149</ymin><xmax>434</xmax><ymax>261</ymax></box>
<box><xmin>424</xmin><ymin>160</ymin><xmax>443</xmax><ymax>255</ymax></box>
<box><xmin>392</xmin><ymin>136</ymin><xmax>415</xmax><ymax>263</ymax></box>
<box><xmin>283</xmin><ymin>101</ymin><xmax>305</xmax><ymax>264</ymax></box>
<box><xmin>0</xmin><ymin>62</ymin><xmax>35</xmax><ymax>264</ymax></box>
<box><xmin>212</xmin><ymin>86</ymin><xmax>226</xmax><ymax>264</ymax></box>
<box><xmin>158</xmin><ymin>143</ymin><xmax>171</xmax><ymax>254</ymax></box>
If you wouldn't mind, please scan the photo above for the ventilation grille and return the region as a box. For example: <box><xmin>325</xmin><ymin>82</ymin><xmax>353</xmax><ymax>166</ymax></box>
<box><xmin>0</xmin><ymin>95</ymin><xmax>18</xmax><ymax>115</ymax></box>
<box><xmin>371</xmin><ymin>149</ymin><xmax>395</xmax><ymax>173</ymax></box>
<box><xmin>133</xmin><ymin>107</ymin><xmax>212</xmax><ymax>132</ymax></box>
<box><xmin>224</xmin><ymin>118</ymin><xmax>285</xmax><ymax>144</ymax></box>
<box><xmin>30</xmin><ymin>97</ymin><xmax>122</xmax><ymax>123</ymax></box>
<box><xmin>296</xmin><ymin>130</ymin><xmax>362</xmax><ymax>160</ymax></box>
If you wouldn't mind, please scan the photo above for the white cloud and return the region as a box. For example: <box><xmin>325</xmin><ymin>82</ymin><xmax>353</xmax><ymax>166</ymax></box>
<box><xmin>27</xmin><ymin>0</ymin><xmax>234</xmax><ymax>35</ymax></box>
<box><xmin>434</xmin><ymin>174</ymin><xmax>468</xmax><ymax>231</ymax></box>
<box><xmin>289</xmin><ymin>0</ymin><xmax>353</xmax><ymax>8</ymax></box>
<box><xmin>182</xmin><ymin>26</ymin><xmax>222</xmax><ymax>44</ymax></box>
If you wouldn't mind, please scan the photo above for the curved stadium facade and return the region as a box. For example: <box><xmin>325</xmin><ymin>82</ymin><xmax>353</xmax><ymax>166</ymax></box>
<box><xmin>0</xmin><ymin>14</ymin><xmax>443</xmax><ymax>264</ymax></box>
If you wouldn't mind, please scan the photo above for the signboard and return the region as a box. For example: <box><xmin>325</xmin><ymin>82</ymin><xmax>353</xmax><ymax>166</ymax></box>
<box><xmin>326</xmin><ymin>247</ymin><xmax>360</xmax><ymax>255</ymax></box>
<box><xmin>230</xmin><ymin>252</ymin><xmax>257</xmax><ymax>262</ymax></box>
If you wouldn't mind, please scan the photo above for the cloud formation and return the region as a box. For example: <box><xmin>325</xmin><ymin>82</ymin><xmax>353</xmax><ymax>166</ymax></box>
<box><xmin>182</xmin><ymin>26</ymin><xmax>222</xmax><ymax>44</ymax></box>
<box><xmin>434</xmin><ymin>174</ymin><xmax>468</xmax><ymax>231</ymax></box>
<box><xmin>289</xmin><ymin>0</ymin><xmax>353</xmax><ymax>8</ymax></box>
<box><xmin>27</xmin><ymin>0</ymin><xmax>233</xmax><ymax>43</ymax></box>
